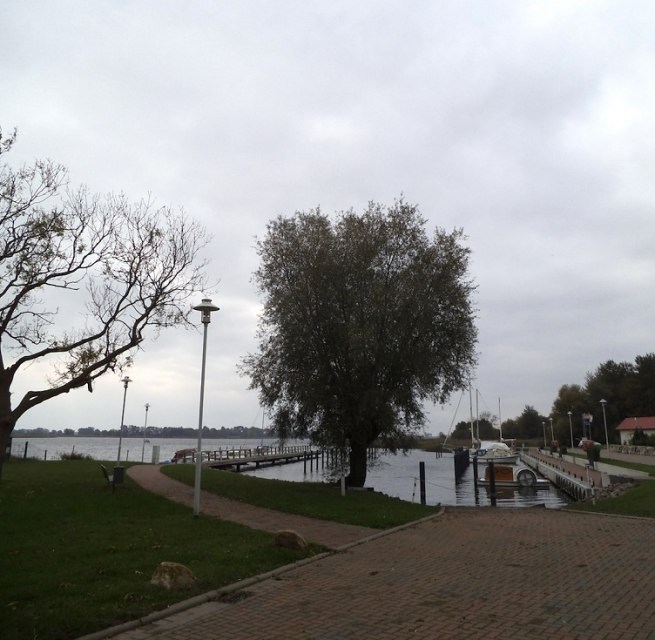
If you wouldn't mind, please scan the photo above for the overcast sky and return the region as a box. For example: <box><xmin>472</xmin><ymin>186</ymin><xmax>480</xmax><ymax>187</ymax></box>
<box><xmin>2</xmin><ymin>1</ymin><xmax>654</xmax><ymax>436</ymax></box>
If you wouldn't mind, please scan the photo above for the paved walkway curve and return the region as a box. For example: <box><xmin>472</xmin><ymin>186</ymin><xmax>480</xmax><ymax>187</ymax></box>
<box><xmin>127</xmin><ymin>464</ymin><xmax>377</xmax><ymax>549</ymax></box>
<box><xmin>101</xmin><ymin>505</ymin><xmax>655</xmax><ymax>640</ymax></box>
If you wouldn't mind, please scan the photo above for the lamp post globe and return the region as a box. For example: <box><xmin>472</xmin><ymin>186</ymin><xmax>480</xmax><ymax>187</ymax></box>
<box><xmin>192</xmin><ymin>298</ymin><xmax>220</xmax><ymax>518</ymax></box>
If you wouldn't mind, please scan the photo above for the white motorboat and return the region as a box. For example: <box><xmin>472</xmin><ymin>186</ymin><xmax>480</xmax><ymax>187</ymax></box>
<box><xmin>478</xmin><ymin>463</ymin><xmax>550</xmax><ymax>488</ymax></box>
<box><xmin>471</xmin><ymin>441</ymin><xmax>519</xmax><ymax>465</ymax></box>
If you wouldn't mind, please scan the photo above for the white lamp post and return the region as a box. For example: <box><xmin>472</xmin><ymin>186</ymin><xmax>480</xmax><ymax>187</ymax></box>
<box><xmin>600</xmin><ymin>399</ymin><xmax>609</xmax><ymax>450</ymax></box>
<box><xmin>542</xmin><ymin>421</ymin><xmax>546</xmax><ymax>448</ymax></box>
<box><xmin>549</xmin><ymin>417</ymin><xmax>554</xmax><ymax>443</ymax></box>
<box><xmin>141</xmin><ymin>403</ymin><xmax>150</xmax><ymax>462</ymax></box>
<box><xmin>116</xmin><ymin>376</ymin><xmax>132</xmax><ymax>464</ymax></box>
<box><xmin>192</xmin><ymin>297</ymin><xmax>219</xmax><ymax>518</ymax></box>
<box><xmin>568</xmin><ymin>411</ymin><xmax>574</xmax><ymax>449</ymax></box>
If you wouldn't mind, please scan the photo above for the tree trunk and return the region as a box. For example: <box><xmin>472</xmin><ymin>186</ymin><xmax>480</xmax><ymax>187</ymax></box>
<box><xmin>0</xmin><ymin>418</ymin><xmax>15</xmax><ymax>482</ymax></box>
<box><xmin>0</xmin><ymin>378</ymin><xmax>15</xmax><ymax>482</ymax></box>
<box><xmin>346</xmin><ymin>440</ymin><xmax>368</xmax><ymax>487</ymax></box>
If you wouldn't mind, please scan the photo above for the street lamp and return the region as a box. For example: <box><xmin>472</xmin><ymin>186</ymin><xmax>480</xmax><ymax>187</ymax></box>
<box><xmin>542</xmin><ymin>421</ymin><xmax>546</xmax><ymax>448</ymax></box>
<box><xmin>192</xmin><ymin>297</ymin><xmax>220</xmax><ymax>518</ymax></box>
<box><xmin>116</xmin><ymin>376</ymin><xmax>132</xmax><ymax>465</ymax></box>
<box><xmin>568</xmin><ymin>411</ymin><xmax>574</xmax><ymax>449</ymax></box>
<box><xmin>141</xmin><ymin>403</ymin><xmax>150</xmax><ymax>463</ymax></box>
<box><xmin>600</xmin><ymin>399</ymin><xmax>609</xmax><ymax>451</ymax></box>
<box><xmin>549</xmin><ymin>417</ymin><xmax>554</xmax><ymax>443</ymax></box>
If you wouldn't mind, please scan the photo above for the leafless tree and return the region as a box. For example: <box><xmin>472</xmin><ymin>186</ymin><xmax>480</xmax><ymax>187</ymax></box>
<box><xmin>0</xmin><ymin>129</ymin><xmax>211</xmax><ymax>477</ymax></box>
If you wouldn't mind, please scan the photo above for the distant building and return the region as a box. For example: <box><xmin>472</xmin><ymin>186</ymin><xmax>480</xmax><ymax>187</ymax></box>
<box><xmin>616</xmin><ymin>416</ymin><xmax>655</xmax><ymax>444</ymax></box>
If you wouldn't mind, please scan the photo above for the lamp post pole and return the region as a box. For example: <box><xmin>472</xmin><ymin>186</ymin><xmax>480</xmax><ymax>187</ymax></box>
<box><xmin>568</xmin><ymin>411</ymin><xmax>574</xmax><ymax>450</ymax></box>
<box><xmin>141</xmin><ymin>403</ymin><xmax>150</xmax><ymax>463</ymax></box>
<box><xmin>600</xmin><ymin>399</ymin><xmax>609</xmax><ymax>451</ymax></box>
<box><xmin>549</xmin><ymin>417</ymin><xmax>554</xmax><ymax>443</ymax></box>
<box><xmin>542</xmin><ymin>421</ymin><xmax>546</xmax><ymax>448</ymax></box>
<box><xmin>193</xmin><ymin>298</ymin><xmax>220</xmax><ymax>518</ymax></box>
<box><xmin>116</xmin><ymin>376</ymin><xmax>132</xmax><ymax>464</ymax></box>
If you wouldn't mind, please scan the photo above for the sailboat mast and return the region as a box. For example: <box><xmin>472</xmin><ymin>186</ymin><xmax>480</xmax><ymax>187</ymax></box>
<box><xmin>469</xmin><ymin>386</ymin><xmax>475</xmax><ymax>447</ymax></box>
<box><xmin>475</xmin><ymin>389</ymin><xmax>480</xmax><ymax>442</ymax></box>
<box><xmin>498</xmin><ymin>397</ymin><xmax>503</xmax><ymax>441</ymax></box>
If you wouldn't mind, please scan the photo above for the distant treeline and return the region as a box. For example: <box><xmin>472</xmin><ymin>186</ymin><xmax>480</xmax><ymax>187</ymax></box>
<box><xmin>12</xmin><ymin>425</ymin><xmax>273</xmax><ymax>440</ymax></box>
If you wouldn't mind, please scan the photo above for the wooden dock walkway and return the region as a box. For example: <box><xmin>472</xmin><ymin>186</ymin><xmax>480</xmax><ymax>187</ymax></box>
<box><xmin>174</xmin><ymin>445</ymin><xmax>324</xmax><ymax>473</ymax></box>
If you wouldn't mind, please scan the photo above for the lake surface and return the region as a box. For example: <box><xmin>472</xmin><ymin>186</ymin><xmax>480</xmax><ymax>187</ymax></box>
<box><xmin>8</xmin><ymin>436</ymin><xmax>571</xmax><ymax>508</ymax></box>
<box><xmin>245</xmin><ymin>448</ymin><xmax>571</xmax><ymax>509</ymax></box>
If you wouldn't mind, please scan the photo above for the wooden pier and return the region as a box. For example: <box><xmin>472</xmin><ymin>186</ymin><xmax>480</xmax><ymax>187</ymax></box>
<box><xmin>174</xmin><ymin>445</ymin><xmax>322</xmax><ymax>473</ymax></box>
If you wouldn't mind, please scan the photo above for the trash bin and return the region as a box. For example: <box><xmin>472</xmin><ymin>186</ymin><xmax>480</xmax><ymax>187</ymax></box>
<box><xmin>113</xmin><ymin>465</ymin><xmax>126</xmax><ymax>484</ymax></box>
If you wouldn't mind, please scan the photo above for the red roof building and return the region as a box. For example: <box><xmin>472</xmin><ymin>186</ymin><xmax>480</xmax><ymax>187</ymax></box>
<box><xmin>616</xmin><ymin>417</ymin><xmax>655</xmax><ymax>444</ymax></box>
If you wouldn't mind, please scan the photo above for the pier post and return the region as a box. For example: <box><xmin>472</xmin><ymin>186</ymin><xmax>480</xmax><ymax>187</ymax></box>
<box><xmin>488</xmin><ymin>460</ymin><xmax>496</xmax><ymax>506</ymax></box>
<box><xmin>303</xmin><ymin>452</ymin><xmax>307</xmax><ymax>474</ymax></box>
<box><xmin>419</xmin><ymin>461</ymin><xmax>426</xmax><ymax>505</ymax></box>
<box><xmin>24</xmin><ymin>442</ymin><xmax>29</xmax><ymax>459</ymax></box>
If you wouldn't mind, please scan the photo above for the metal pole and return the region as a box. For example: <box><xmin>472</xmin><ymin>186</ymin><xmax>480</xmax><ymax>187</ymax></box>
<box><xmin>193</xmin><ymin>320</ymin><xmax>210</xmax><ymax>517</ymax></box>
<box><xmin>141</xmin><ymin>403</ymin><xmax>150</xmax><ymax>463</ymax></box>
<box><xmin>192</xmin><ymin>298</ymin><xmax>219</xmax><ymax>518</ymax></box>
<box><xmin>600</xmin><ymin>399</ymin><xmax>609</xmax><ymax>450</ymax></box>
<box><xmin>116</xmin><ymin>377</ymin><xmax>131</xmax><ymax>464</ymax></box>
<box><xmin>542</xmin><ymin>421</ymin><xmax>546</xmax><ymax>448</ymax></box>
<box><xmin>568</xmin><ymin>411</ymin><xmax>574</xmax><ymax>450</ymax></box>
<box><xmin>549</xmin><ymin>417</ymin><xmax>554</xmax><ymax>443</ymax></box>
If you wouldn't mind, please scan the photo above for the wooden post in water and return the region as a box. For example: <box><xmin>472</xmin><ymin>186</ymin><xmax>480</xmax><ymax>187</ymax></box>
<box><xmin>488</xmin><ymin>460</ymin><xmax>496</xmax><ymax>506</ymax></box>
<box><xmin>303</xmin><ymin>452</ymin><xmax>307</xmax><ymax>474</ymax></box>
<box><xmin>24</xmin><ymin>442</ymin><xmax>29</xmax><ymax>459</ymax></box>
<box><xmin>419</xmin><ymin>461</ymin><xmax>426</xmax><ymax>505</ymax></box>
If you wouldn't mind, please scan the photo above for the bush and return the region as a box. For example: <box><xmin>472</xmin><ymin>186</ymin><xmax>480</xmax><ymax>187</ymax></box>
<box><xmin>59</xmin><ymin>451</ymin><xmax>94</xmax><ymax>461</ymax></box>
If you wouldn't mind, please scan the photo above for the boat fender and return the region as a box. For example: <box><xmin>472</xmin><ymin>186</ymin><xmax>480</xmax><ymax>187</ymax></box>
<box><xmin>517</xmin><ymin>469</ymin><xmax>537</xmax><ymax>487</ymax></box>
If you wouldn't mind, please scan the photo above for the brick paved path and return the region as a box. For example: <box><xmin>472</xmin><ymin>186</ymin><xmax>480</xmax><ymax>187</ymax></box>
<box><xmin>105</xmin><ymin>499</ymin><xmax>655</xmax><ymax>640</ymax></box>
<box><xmin>127</xmin><ymin>465</ymin><xmax>377</xmax><ymax>549</ymax></box>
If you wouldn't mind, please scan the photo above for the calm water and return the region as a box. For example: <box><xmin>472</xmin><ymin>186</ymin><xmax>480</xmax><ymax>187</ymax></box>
<box><xmin>9</xmin><ymin>437</ymin><xmax>571</xmax><ymax>508</ymax></box>
<box><xmin>245</xmin><ymin>448</ymin><xmax>571</xmax><ymax>509</ymax></box>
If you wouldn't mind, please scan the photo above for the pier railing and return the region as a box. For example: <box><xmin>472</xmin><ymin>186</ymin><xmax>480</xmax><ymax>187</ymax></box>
<box><xmin>520</xmin><ymin>451</ymin><xmax>594</xmax><ymax>501</ymax></box>
<box><xmin>182</xmin><ymin>444</ymin><xmax>313</xmax><ymax>464</ymax></box>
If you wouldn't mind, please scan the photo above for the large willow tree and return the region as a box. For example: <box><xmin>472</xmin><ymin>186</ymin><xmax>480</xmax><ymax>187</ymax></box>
<box><xmin>0</xmin><ymin>129</ymin><xmax>210</xmax><ymax>478</ymax></box>
<box><xmin>243</xmin><ymin>199</ymin><xmax>477</xmax><ymax>486</ymax></box>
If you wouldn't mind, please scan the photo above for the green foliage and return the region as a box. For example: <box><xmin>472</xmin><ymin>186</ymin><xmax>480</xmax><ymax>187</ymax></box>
<box><xmin>59</xmin><ymin>451</ymin><xmax>94</xmax><ymax>460</ymax></box>
<box><xmin>549</xmin><ymin>353</ymin><xmax>655</xmax><ymax>446</ymax></box>
<box><xmin>163</xmin><ymin>464</ymin><xmax>439</xmax><ymax>529</ymax></box>
<box><xmin>631</xmin><ymin>429</ymin><xmax>655</xmax><ymax>446</ymax></box>
<box><xmin>0</xmin><ymin>459</ymin><xmax>314</xmax><ymax>640</ymax></box>
<box><xmin>242</xmin><ymin>198</ymin><xmax>477</xmax><ymax>485</ymax></box>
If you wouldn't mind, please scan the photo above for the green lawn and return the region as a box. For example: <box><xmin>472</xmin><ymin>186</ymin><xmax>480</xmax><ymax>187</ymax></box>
<box><xmin>163</xmin><ymin>463</ymin><xmax>439</xmax><ymax>529</ymax></box>
<box><xmin>0</xmin><ymin>459</ymin><xmax>320</xmax><ymax>640</ymax></box>
<box><xmin>0</xmin><ymin>458</ymin><xmax>438</xmax><ymax>640</ymax></box>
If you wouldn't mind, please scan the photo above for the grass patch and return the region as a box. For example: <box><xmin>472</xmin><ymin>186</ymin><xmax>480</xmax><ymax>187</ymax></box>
<box><xmin>597</xmin><ymin>457</ymin><xmax>655</xmax><ymax>476</ymax></box>
<box><xmin>567</xmin><ymin>479</ymin><xmax>655</xmax><ymax>518</ymax></box>
<box><xmin>0</xmin><ymin>459</ymin><xmax>320</xmax><ymax>640</ymax></box>
<box><xmin>163</xmin><ymin>464</ymin><xmax>439</xmax><ymax>529</ymax></box>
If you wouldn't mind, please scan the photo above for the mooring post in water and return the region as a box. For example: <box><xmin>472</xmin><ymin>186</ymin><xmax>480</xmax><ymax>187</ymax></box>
<box><xmin>473</xmin><ymin>456</ymin><xmax>478</xmax><ymax>491</ymax></box>
<box><xmin>489</xmin><ymin>460</ymin><xmax>496</xmax><ymax>506</ymax></box>
<box><xmin>419</xmin><ymin>461</ymin><xmax>426</xmax><ymax>505</ymax></box>
<box><xmin>303</xmin><ymin>452</ymin><xmax>307</xmax><ymax>474</ymax></box>
<box><xmin>24</xmin><ymin>442</ymin><xmax>29</xmax><ymax>459</ymax></box>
